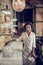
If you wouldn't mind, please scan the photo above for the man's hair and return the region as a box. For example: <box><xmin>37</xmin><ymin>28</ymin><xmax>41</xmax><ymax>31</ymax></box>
<box><xmin>24</xmin><ymin>22</ymin><xmax>32</xmax><ymax>28</ymax></box>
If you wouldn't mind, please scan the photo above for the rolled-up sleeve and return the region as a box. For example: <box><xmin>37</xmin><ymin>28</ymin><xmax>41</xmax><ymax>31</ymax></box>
<box><xmin>32</xmin><ymin>34</ymin><xmax>36</xmax><ymax>48</ymax></box>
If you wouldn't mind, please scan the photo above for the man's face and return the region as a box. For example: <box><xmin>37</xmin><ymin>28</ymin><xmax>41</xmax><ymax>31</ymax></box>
<box><xmin>26</xmin><ymin>24</ymin><xmax>31</xmax><ymax>34</ymax></box>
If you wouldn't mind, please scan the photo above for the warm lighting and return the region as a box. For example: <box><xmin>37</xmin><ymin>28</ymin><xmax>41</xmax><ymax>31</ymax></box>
<box><xmin>2</xmin><ymin>10</ymin><xmax>12</xmax><ymax>15</ymax></box>
<box><xmin>13</xmin><ymin>0</ymin><xmax>25</xmax><ymax>12</ymax></box>
<box><xmin>23</xmin><ymin>23</ymin><xmax>25</xmax><ymax>26</ymax></box>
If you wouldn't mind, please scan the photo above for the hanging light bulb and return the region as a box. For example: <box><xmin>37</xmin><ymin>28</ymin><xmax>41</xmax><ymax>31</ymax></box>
<box><xmin>13</xmin><ymin>0</ymin><xmax>25</xmax><ymax>12</ymax></box>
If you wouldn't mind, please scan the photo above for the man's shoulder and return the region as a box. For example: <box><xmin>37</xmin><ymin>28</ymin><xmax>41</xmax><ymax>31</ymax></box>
<box><xmin>23</xmin><ymin>32</ymin><xmax>26</xmax><ymax>34</ymax></box>
<box><xmin>22</xmin><ymin>32</ymin><xmax>26</xmax><ymax>36</ymax></box>
<box><xmin>31</xmin><ymin>32</ymin><xmax>35</xmax><ymax>36</ymax></box>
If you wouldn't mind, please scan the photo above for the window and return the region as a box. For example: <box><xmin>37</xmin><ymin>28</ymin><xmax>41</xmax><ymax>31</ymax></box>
<box><xmin>36</xmin><ymin>4</ymin><xmax>43</xmax><ymax>37</ymax></box>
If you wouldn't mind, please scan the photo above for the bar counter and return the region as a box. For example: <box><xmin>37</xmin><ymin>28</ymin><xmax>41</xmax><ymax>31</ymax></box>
<box><xmin>0</xmin><ymin>41</ymin><xmax>23</xmax><ymax>65</ymax></box>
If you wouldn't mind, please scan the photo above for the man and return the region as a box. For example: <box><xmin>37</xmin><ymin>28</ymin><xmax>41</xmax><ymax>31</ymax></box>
<box><xmin>17</xmin><ymin>22</ymin><xmax>36</xmax><ymax>65</ymax></box>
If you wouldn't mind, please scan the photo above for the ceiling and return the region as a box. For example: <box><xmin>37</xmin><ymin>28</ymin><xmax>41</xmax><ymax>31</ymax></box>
<box><xmin>10</xmin><ymin>0</ymin><xmax>43</xmax><ymax>4</ymax></box>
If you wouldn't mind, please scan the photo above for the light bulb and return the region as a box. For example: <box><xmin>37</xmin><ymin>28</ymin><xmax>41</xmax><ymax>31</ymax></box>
<box><xmin>13</xmin><ymin>0</ymin><xmax>25</xmax><ymax>12</ymax></box>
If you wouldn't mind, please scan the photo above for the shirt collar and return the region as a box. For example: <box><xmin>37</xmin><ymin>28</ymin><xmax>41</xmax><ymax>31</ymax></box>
<box><xmin>26</xmin><ymin>32</ymin><xmax>32</xmax><ymax>37</ymax></box>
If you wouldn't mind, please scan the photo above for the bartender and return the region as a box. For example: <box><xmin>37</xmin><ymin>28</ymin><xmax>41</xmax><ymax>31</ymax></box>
<box><xmin>17</xmin><ymin>22</ymin><xmax>36</xmax><ymax>65</ymax></box>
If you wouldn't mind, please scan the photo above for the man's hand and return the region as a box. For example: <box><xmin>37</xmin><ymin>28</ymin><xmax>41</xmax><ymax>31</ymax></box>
<box><xmin>31</xmin><ymin>47</ymin><xmax>37</xmax><ymax>58</ymax></box>
<box><xmin>31</xmin><ymin>52</ymin><xmax>37</xmax><ymax>58</ymax></box>
<box><xmin>16</xmin><ymin>39</ymin><xmax>19</xmax><ymax>41</ymax></box>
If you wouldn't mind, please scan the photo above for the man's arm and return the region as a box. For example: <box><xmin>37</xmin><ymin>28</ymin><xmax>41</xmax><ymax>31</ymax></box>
<box><xmin>32</xmin><ymin>34</ymin><xmax>37</xmax><ymax>58</ymax></box>
<box><xmin>17</xmin><ymin>33</ymin><xmax>24</xmax><ymax>41</ymax></box>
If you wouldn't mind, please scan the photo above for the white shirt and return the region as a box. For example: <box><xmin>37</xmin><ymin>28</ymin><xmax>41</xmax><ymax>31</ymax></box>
<box><xmin>17</xmin><ymin>32</ymin><xmax>36</xmax><ymax>53</ymax></box>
